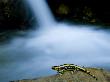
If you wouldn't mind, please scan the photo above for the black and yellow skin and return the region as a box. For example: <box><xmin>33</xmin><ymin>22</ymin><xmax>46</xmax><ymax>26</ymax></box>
<box><xmin>63</xmin><ymin>64</ymin><xmax>97</xmax><ymax>80</ymax></box>
<box><xmin>52</xmin><ymin>64</ymin><xmax>97</xmax><ymax>80</ymax></box>
<box><xmin>52</xmin><ymin>66</ymin><xmax>65</xmax><ymax>75</ymax></box>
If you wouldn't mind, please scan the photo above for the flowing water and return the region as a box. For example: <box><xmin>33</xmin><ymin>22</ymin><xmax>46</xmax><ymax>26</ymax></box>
<box><xmin>0</xmin><ymin>0</ymin><xmax>110</xmax><ymax>82</ymax></box>
<box><xmin>27</xmin><ymin>0</ymin><xmax>56</xmax><ymax>27</ymax></box>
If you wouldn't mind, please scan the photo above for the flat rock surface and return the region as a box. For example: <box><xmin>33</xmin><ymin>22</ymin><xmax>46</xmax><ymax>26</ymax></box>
<box><xmin>11</xmin><ymin>68</ymin><xmax>110</xmax><ymax>82</ymax></box>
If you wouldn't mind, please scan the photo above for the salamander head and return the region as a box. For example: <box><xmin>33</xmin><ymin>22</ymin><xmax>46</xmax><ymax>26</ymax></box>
<box><xmin>52</xmin><ymin>65</ymin><xmax>65</xmax><ymax>71</ymax></box>
<box><xmin>52</xmin><ymin>66</ymin><xmax>60</xmax><ymax>71</ymax></box>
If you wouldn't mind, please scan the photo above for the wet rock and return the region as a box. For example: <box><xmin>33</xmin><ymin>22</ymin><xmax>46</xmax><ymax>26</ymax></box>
<box><xmin>11</xmin><ymin>68</ymin><xmax>110</xmax><ymax>82</ymax></box>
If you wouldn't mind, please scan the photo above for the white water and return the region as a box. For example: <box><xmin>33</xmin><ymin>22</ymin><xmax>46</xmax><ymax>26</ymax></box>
<box><xmin>28</xmin><ymin>0</ymin><xmax>56</xmax><ymax>27</ymax></box>
<box><xmin>0</xmin><ymin>0</ymin><xmax>110</xmax><ymax>82</ymax></box>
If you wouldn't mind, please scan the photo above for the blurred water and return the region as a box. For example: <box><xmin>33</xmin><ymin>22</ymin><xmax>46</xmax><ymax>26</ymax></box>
<box><xmin>0</xmin><ymin>0</ymin><xmax>110</xmax><ymax>82</ymax></box>
<box><xmin>27</xmin><ymin>0</ymin><xmax>56</xmax><ymax>27</ymax></box>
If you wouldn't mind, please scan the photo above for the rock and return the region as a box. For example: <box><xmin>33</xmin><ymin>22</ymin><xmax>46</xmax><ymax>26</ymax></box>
<box><xmin>11</xmin><ymin>68</ymin><xmax>110</xmax><ymax>82</ymax></box>
<box><xmin>0</xmin><ymin>0</ymin><xmax>36</xmax><ymax>31</ymax></box>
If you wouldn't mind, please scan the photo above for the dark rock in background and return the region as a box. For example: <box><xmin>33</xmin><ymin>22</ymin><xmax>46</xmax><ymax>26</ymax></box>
<box><xmin>0</xmin><ymin>0</ymin><xmax>37</xmax><ymax>43</ymax></box>
<box><xmin>47</xmin><ymin>0</ymin><xmax>110</xmax><ymax>26</ymax></box>
<box><xmin>0</xmin><ymin>0</ymin><xmax>36</xmax><ymax>32</ymax></box>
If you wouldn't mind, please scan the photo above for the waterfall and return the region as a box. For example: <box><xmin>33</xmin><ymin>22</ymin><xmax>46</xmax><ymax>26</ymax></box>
<box><xmin>1</xmin><ymin>0</ymin><xmax>110</xmax><ymax>82</ymax></box>
<box><xmin>28</xmin><ymin>0</ymin><xmax>56</xmax><ymax>27</ymax></box>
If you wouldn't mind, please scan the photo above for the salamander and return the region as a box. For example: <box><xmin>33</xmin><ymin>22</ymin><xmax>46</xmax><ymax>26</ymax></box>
<box><xmin>52</xmin><ymin>64</ymin><xmax>97</xmax><ymax>80</ymax></box>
